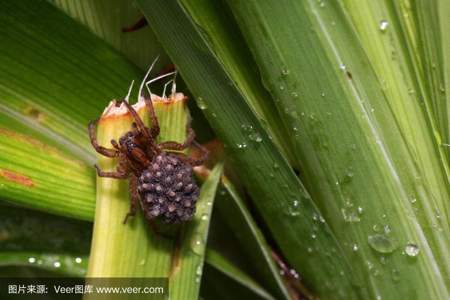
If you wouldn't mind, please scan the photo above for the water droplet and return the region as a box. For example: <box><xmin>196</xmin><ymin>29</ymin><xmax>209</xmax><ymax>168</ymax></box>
<box><xmin>53</xmin><ymin>261</ymin><xmax>61</xmax><ymax>268</ymax></box>
<box><xmin>339</xmin><ymin>64</ymin><xmax>346</xmax><ymax>71</ymax></box>
<box><xmin>289</xmin><ymin>269</ymin><xmax>299</xmax><ymax>279</ymax></box>
<box><xmin>191</xmin><ymin>234</ymin><xmax>205</xmax><ymax>255</ymax></box>
<box><xmin>391</xmin><ymin>269</ymin><xmax>400</xmax><ymax>282</ymax></box>
<box><xmin>410</xmin><ymin>197</ymin><xmax>417</xmax><ymax>204</ymax></box>
<box><xmin>248</xmin><ymin>132</ymin><xmax>263</xmax><ymax>143</ymax></box>
<box><xmin>321</xmin><ymin>92</ymin><xmax>326</xmax><ymax>97</ymax></box>
<box><xmin>311</xmin><ymin>233</ymin><xmax>317</xmax><ymax>239</ymax></box>
<box><xmin>28</xmin><ymin>257</ymin><xmax>36</xmax><ymax>264</ymax></box>
<box><xmin>139</xmin><ymin>259</ymin><xmax>146</xmax><ymax>266</ymax></box>
<box><xmin>404</xmin><ymin>243</ymin><xmax>420</xmax><ymax>257</ymax></box>
<box><xmin>291</xmin><ymin>91</ymin><xmax>299</xmax><ymax>98</ymax></box>
<box><xmin>288</xmin><ymin>200</ymin><xmax>300</xmax><ymax>217</ymax></box>
<box><xmin>341</xmin><ymin>208</ymin><xmax>361</xmax><ymax>223</ymax></box>
<box><xmin>197</xmin><ymin>97</ymin><xmax>207</xmax><ymax>110</ymax></box>
<box><xmin>237</xmin><ymin>142</ymin><xmax>247</xmax><ymax>149</ymax></box>
<box><xmin>373</xmin><ymin>224</ymin><xmax>382</xmax><ymax>232</ymax></box>
<box><xmin>379</xmin><ymin>20</ymin><xmax>389</xmax><ymax>32</ymax></box>
<box><xmin>281</xmin><ymin>68</ymin><xmax>290</xmax><ymax>76</ymax></box>
<box><xmin>75</xmin><ymin>257</ymin><xmax>82</xmax><ymax>264</ymax></box>
<box><xmin>368</xmin><ymin>234</ymin><xmax>398</xmax><ymax>253</ymax></box>
<box><xmin>201</xmin><ymin>213</ymin><xmax>208</xmax><ymax>221</ymax></box>
<box><xmin>196</xmin><ymin>264</ymin><xmax>203</xmax><ymax>276</ymax></box>
<box><xmin>241</xmin><ymin>124</ymin><xmax>253</xmax><ymax>131</ymax></box>
<box><xmin>352</xmin><ymin>244</ymin><xmax>359</xmax><ymax>252</ymax></box>
<box><xmin>279</xmin><ymin>85</ymin><xmax>285</xmax><ymax>91</ymax></box>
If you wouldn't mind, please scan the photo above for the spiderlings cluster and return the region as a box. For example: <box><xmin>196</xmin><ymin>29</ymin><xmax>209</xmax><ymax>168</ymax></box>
<box><xmin>88</xmin><ymin>61</ymin><xmax>208</xmax><ymax>224</ymax></box>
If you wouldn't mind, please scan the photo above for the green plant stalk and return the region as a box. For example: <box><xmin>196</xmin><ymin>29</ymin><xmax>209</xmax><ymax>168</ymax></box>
<box><xmin>137</xmin><ymin>0</ymin><xmax>358</xmax><ymax>298</ymax></box>
<box><xmin>227</xmin><ymin>0</ymin><xmax>450</xmax><ymax>298</ymax></box>
<box><xmin>86</xmin><ymin>98</ymin><xmax>185</xmax><ymax>278</ymax></box>
<box><xmin>86</xmin><ymin>95</ymin><xmax>222</xmax><ymax>299</ymax></box>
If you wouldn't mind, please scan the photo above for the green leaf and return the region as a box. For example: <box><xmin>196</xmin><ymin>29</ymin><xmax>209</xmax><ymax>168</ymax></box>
<box><xmin>0</xmin><ymin>204</ymin><xmax>90</xmax><ymax>277</ymax></box>
<box><xmin>205</xmin><ymin>249</ymin><xmax>275</xmax><ymax>300</ymax></box>
<box><xmin>213</xmin><ymin>177</ymin><xmax>291</xmax><ymax>299</ymax></box>
<box><xmin>0</xmin><ymin>252</ymin><xmax>88</xmax><ymax>277</ymax></box>
<box><xmin>0</xmin><ymin>0</ymin><xmax>142</xmax><ymax>162</ymax></box>
<box><xmin>0</xmin><ymin>114</ymin><xmax>95</xmax><ymax>220</ymax></box>
<box><xmin>227</xmin><ymin>0</ymin><xmax>450</xmax><ymax>298</ymax></box>
<box><xmin>180</xmin><ymin>0</ymin><xmax>297</xmax><ymax>166</ymax></box>
<box><xmin>51</xmin><ymin>0</ymin><xmax>171</xmax><ymax>71</ymax></box>
<box><xmin>136</xmin><ymin>0</ymin><xmax>358</xmax><ymax>298</ymax></box>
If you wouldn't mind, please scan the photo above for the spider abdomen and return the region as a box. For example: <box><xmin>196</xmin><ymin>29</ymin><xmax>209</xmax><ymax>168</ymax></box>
<box><xmin>138</xmin><ymin>153</ymin><xmax>199</xmax><ymax>223</ymax></box>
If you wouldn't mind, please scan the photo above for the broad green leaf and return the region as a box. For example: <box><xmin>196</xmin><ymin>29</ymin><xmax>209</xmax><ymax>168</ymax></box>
<box><xmin>411</xmin><ymin>0</ymin><xmax>450</xmax><ymax>154</ymax></box>
<box><xmin>0</xmin><ymin>204</ymin><xmax>90</xmax><ymax>277</ymax></box>
<box><xmin>0</xmin><ymin>114</ymin><xmax>95</xmax><ymax>220</ymax></box>
<box><xmin>180</xmin><ymin>0</ymin><xmax>297</xmax><ymax>166</ymax></box>
<box><xmin>228</xmin><ymin>0</ymin><xmax>450</xmax><ymax>298</ymax></box>
<box><xmin>0</xmin><ymin>0</ymin><xmax>142</xmax><ymax>162</ymax></box>
<box><xmin>0</xmin><ymin>252</ymin><xmax>88</xmax><ymax>277</ymax></box>
<box><xmin>51</xmin><ymin>0</ymin><xmax>171</xmax><ymax>71</ymax></box>
<box><xmin>136</xmin><ymin>0</ymin><xmax>358</xmax><ymax>298</ymax></box>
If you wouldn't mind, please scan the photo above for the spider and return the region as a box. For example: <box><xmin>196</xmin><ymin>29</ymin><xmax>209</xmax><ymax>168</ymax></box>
<box><xmin>88</xmin><ymin>63</ymin><xmax>208</xmax><ymax>225</ymax></box>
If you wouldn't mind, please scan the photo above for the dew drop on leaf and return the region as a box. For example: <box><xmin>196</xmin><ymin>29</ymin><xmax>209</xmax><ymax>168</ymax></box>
<box><xmin>197</xmin><ymin>97</ymin><xmax>207</xmax><ymax>110</ymax></box>
<box><xmin>404</xmin><ymin>243</ymin><xmax>420</xmax><ymax>257</ymax></box>
<box><xmin>379</xmin><ymin>20</ymin><xmax>389</xmax><ymax>32</ymax></box>
<box><xmin>368</xmin><ymin>234</ymin><xmax>398</xmax><ymax>253</ymax></box>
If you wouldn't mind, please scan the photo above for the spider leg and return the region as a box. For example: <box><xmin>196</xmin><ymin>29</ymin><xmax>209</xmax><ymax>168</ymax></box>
<box><xmin>95</xmin><ymin>165</ymin><xmax>128</xmax><ymax>179</ymax></box>
<box><xmin>158</xmin><ymin>116</ymin><xmax>195</xmax><ymax>151</ymax></box>
<box><xmin>191</xmin><ymin>141</ymin><xmax>209</xmax><ymax>166</ymax></box>
<box><xmin>170</xmin><ymin>141</ymin><xmax>209</xmax><ymax>167</ymax></box>
<box><xmin>143</xmin><ymin>97</ymin><xmax>160</xmax><ymax>139</ymax></box>
<box><xmin>120</xmin><ymin>100</ymin><xmax>151</xmax><ymax>139</ymax></box>
<box><xmin>123</xmin><ymin>175</ymin><xmax>139</xmax><ymax>224</ymax></box>
<box><xmin>88</xmin><ymin>120</ymin><xmax>119</xmax><ymax>158</ymax></box>
<box><xmin>158</xmin><ymin>128</ymin><xmax>195</xmax><ymax>151</ymax></box>
<box><xmin>111</xmin><ymin>139</ymin><xmax>120</xmax><ymax>150</ymax></box>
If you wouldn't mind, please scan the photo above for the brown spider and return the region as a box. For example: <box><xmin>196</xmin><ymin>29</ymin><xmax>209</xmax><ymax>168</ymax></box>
<box><xmin>88</xmin><ymin>65</ymin><xmax>208</xmax><ymax>224</ymax></box>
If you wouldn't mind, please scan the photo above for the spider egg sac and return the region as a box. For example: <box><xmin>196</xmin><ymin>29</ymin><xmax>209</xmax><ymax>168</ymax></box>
<box><xmin>138</xmin><ymin>153</ymin><xmax>199</xmax><ymax>223</ymax></box>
